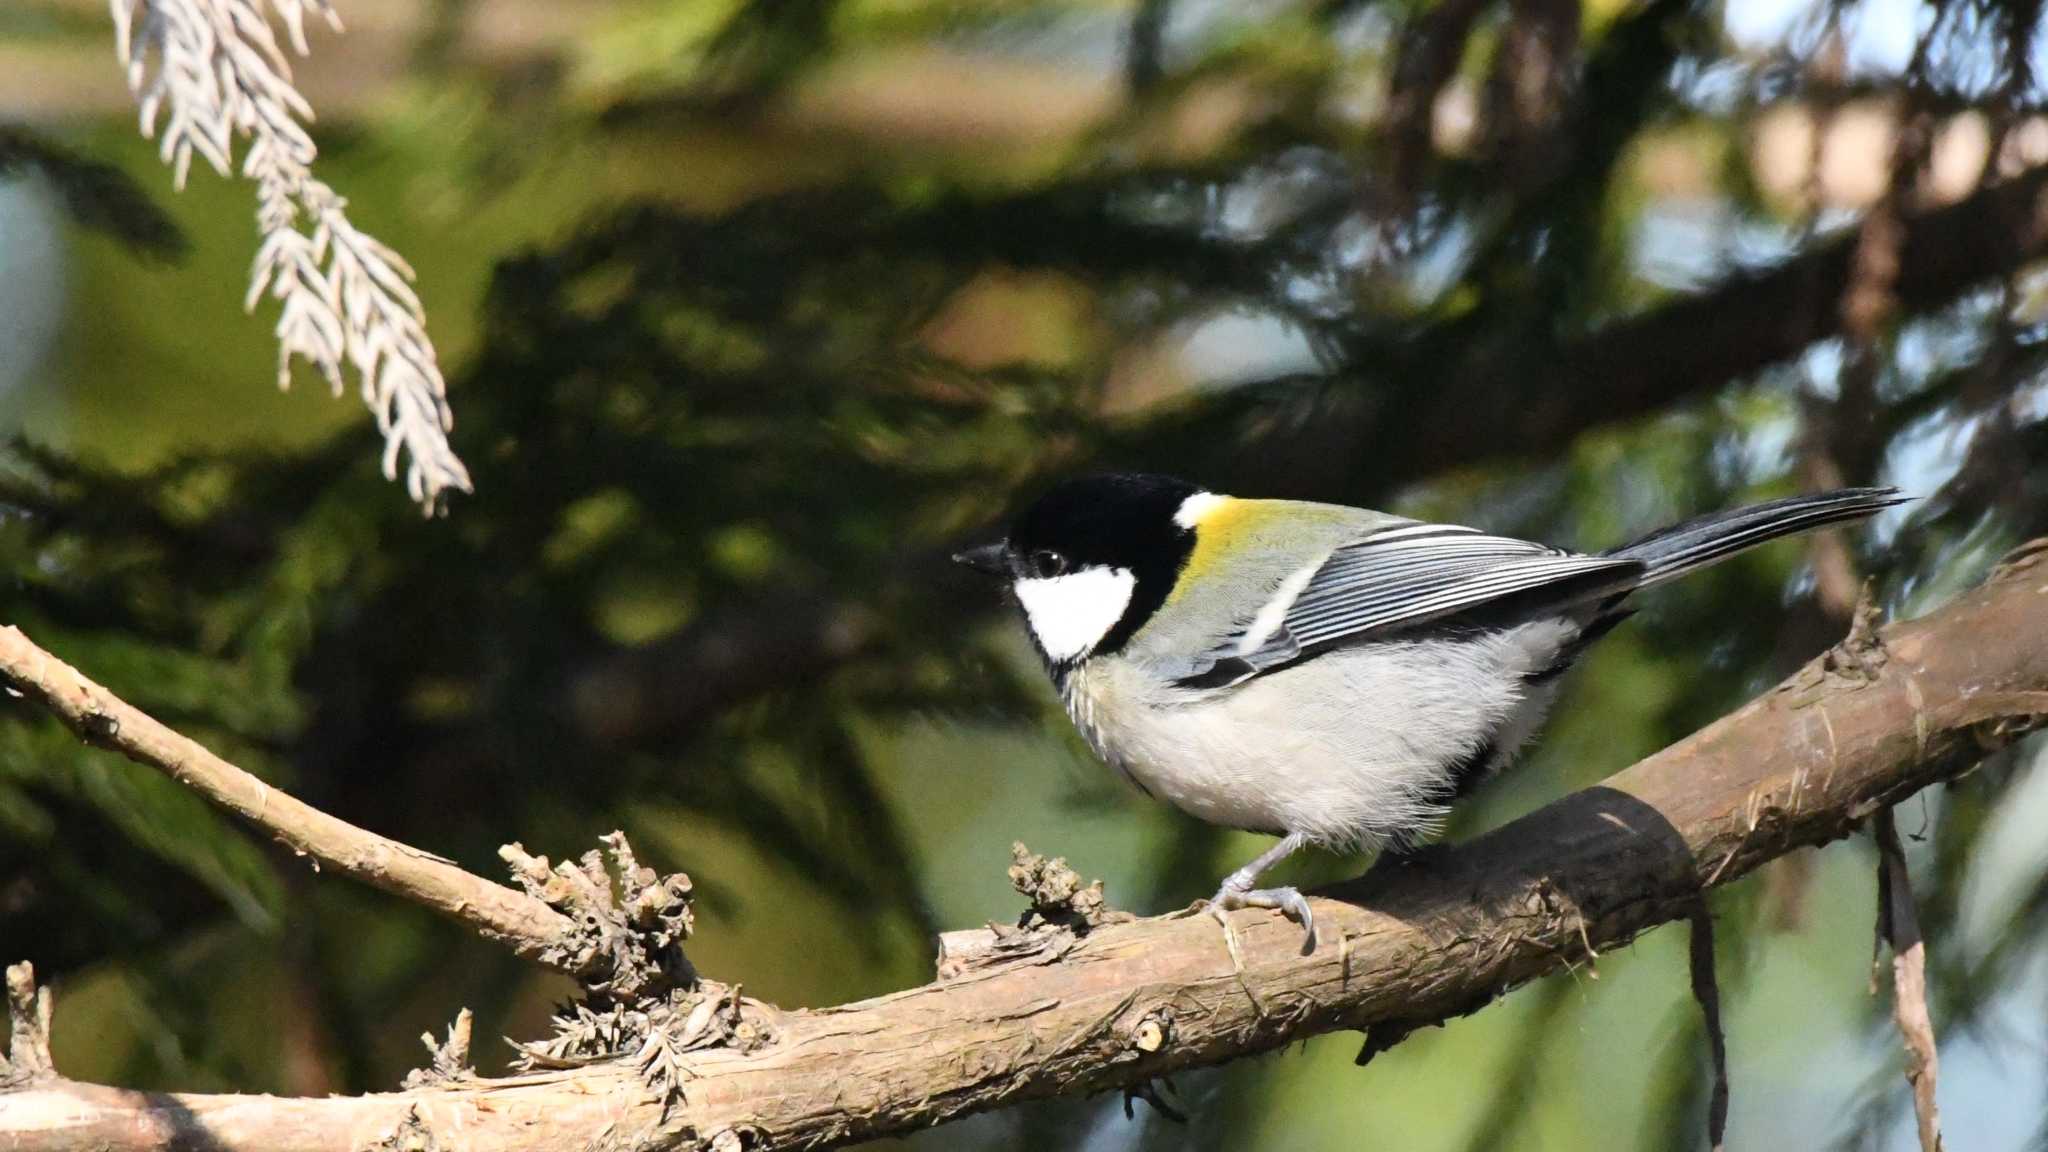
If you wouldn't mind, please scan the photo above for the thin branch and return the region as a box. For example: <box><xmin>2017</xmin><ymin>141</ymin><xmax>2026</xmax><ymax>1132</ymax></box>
<box><xmin>0</xmin><ymin>127</ymin><xmax>187</xmax><ymax>260</ymax></box>
<box><xmin>3</xmin><ymin>545</ymin><xmax>2046</xmax><ymax>1150</ymax></box>
<box><xmin>1124</xmin><ymin>0</ymin><xmax>1171</xmax><ymax>95</ymax></box>
<box><xmin>1689</xmin><ymin>904</ymin><xmax>1730</xmax><ymax>1152</ymax></box>
<box><xmin>1876</xmin><ymin>808</ymin><xmax>1946</xmax><ymax>1152</ymax></box>
<box><xmin>1</xmin><ymin>963</ymin><xmax>54</xmax><ymax>1087</ymax></box>
<box><xmin>1179</xmin><ymin>162</ymin><xmax>2048</xmax><ymax>498</ymax></box>
<box><xmin>1382</xmin><ymin>0</ymin><xmax>1490</xmax><ymax>214</ymax></box>
<box><xmin>0</xmin><ymin>625</ymin><xmax>583</xmax><ymax>973</ymax></box>
<box><xmin>1482</xmin><ymin>0</ymin><xmax>1579</xmax><ymax>196</ymax></box>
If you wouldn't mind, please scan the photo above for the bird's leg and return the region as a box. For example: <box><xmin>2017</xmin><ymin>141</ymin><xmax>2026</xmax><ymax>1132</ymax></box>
<box><xmin>1207</xmin><ymin>832</ymin><xmax>1317</xmax><ymax>954</ymax></box>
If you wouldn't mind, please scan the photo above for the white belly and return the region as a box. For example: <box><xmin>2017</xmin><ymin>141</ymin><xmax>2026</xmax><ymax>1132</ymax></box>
<box><xmin>1063</xmin><ymin>620</ymin><xmax>1576</xmax><ymax>851</ymax></box>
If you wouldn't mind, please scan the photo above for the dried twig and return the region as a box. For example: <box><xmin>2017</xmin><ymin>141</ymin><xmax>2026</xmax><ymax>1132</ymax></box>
<box><xmin>1875</xmin><ymin>809</ymin><xmax>1946</xmax><ymax>1152</ymax></box>
<box><xmin>0</xmin><ymin>625</ymin><xmax>582</xmax><ymax>972</ymax></box>
<box><xmin>1</xmin><ymin>962</ymin><xmax>55</xmax><ymax>1088</ymax></box>
<box><xmin>108</xmin><ymin>0</ymin><xmax>470</xmax><ymax>511</ymax></box>
<box><xmin>1006</xmin><ymin>842</ymin><xmax>1133</xmax><ymax>932</ymax></box>
<box><xmin>0</xmin><ymin>624</ymin><xmax>705</xmax><ymax>997</ymax></box>
<box><xmin>499</xmin><ymin>833</ymin><xmax>698</xmax><ymax>999</ymax></box>
<box><xmin>402</xmin><ymin>1009</ymin><xmax>474</xmax><ymax>1089</ymax></box>
<box><xmin>1688</xmin><ymin>905</ymin><xmax>1730</xmax><ymax>1152</ymax></box>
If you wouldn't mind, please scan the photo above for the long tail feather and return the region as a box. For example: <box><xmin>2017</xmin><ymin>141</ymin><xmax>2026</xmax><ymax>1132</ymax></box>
<box><xmin>1608</xmin><ymin>487</ymin><xmax>1907</xmax><ymax>588</ymax></box>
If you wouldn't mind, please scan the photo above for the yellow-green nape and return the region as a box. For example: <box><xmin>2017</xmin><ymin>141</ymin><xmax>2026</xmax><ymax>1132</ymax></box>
<box><xmin>1167</xmin><ymin>496</ymin><xmax>1365</xmax><ymax>606</ymax></box>
<box><xmin>1169</xmin><ymin>495</ymin><xmax>1261</xmax><ymax>604</ymax></box>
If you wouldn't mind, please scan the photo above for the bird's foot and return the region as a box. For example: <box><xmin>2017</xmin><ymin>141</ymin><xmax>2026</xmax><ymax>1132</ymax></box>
<box><xmin>1207</xmin><ymin>882</ymin><xmax>1317</xmax><ymax>955</ymax></box>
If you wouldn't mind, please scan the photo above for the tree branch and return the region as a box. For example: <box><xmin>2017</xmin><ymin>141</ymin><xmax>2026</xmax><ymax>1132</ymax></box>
<box><xmin>1175</xmin><ymin>164</ymin><xmax>2048</xmax><ymax>497</ymax></box>
<box><xmin>0</xmin><ymin>627</ymin><xmax>584</xmax><ymax>973</ymax></box>
<box><xmin>5</xmin><ymin>548</ymin><xmax>2048</xmax><ymax>1151</ymax></box>
<box><xmin>1440</xmin><ymin>163</ymin><xmax>2048</xmax><ymax>456</ymax></box>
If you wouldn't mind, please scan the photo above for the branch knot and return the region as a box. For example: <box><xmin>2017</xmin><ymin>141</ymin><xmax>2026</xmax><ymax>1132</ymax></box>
<box><xmin>1822</xmin><ymin>583</ymin><xmax>1889</xmax><ymax>684</ymax></box>
<box><xmin>1007</xmin><ymin>842</ymin><xmax>1132</xmax><ymax>933</ymax></box>
<box><xmin>499</xmin><ymin>831</ymin><xmax>695</xmax><ymax>999</ymax></box>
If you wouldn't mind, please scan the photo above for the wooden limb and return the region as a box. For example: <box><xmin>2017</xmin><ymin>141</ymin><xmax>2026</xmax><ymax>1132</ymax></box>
<box><xmin>0</xmin><ymin>627</ymin><xmax>594</xmax><ymax>976</ymax></box>
<box><xmin>1875</xmin><ymin>809</ymin><xmax>1946</xmax><ymax>1152</ymax></box>
<box><xmin>3</xmin><ymin>547</ymin><xmax>2047</xmax><ymax>1150</ymax></box>
<box><xmin>1382</xmin><ymin>0</ymin><xmax>1489</xmax><ymax>213</ymax></box>
<box><xmin>1188</xmin><ymin>163</ymin><xmax>2048</xmax><ymax>499</ymax></box>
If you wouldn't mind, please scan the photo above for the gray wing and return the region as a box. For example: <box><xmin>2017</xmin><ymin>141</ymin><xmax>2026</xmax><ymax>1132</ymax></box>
<box><xmin>1176</xmin><ymin>522</ymin><xmax>1645</xmax><ymax>689</ymax></box>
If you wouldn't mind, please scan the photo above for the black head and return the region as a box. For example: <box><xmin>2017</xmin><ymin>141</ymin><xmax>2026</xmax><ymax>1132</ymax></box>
<box><xmin>954</xmin><ymin>472</ymin><xmax>1203</xmax><ymax>667</ymax></box>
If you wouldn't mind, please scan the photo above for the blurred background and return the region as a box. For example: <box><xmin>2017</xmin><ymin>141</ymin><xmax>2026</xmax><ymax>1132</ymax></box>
<box><xmin>3</xmin><ymin>0</ymin><xmax>2048</xmax><ymax>1147</ymax></box>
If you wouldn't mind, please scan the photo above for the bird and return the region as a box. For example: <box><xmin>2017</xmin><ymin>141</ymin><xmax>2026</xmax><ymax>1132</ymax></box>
<box><xmin>953</xmin><ymin>472</ymin><xmax>1904</xmax><ymax>952</ymax></box>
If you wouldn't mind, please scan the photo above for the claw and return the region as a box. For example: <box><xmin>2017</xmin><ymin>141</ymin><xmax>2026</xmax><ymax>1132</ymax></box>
<box><xmin>1202</xmin><ymin>832</ymin><xmax>1318</xmax><ymax>954</ymax></box>
<box><xmin>1208</xmin><ymin>883</ymin><xmax>1318</xmax><ymax>955</ymax></box>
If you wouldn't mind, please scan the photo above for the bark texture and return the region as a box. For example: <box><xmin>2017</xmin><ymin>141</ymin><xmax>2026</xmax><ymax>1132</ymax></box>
<box><xmin>4</xmin><ymin>545</ymin><xmax>2048</xmax><ymax>1152</ymax></box>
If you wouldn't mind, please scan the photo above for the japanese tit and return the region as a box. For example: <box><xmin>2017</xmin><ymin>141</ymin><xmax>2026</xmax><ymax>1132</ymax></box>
<box><xmin>955</xmin><ymin>473</ymin><xmax>1903</xmax><ymax>951</ymax></box>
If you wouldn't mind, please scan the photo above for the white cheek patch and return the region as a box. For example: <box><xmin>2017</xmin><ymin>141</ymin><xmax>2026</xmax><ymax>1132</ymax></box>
<box><xmin>1013</xmin><ymin>567</ymin><xmax>1137</xmax><ymax>662</ymax></box>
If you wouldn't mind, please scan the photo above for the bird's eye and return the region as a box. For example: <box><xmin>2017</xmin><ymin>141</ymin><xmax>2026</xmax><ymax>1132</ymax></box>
<box><xmin>1027</xmin><ymin>549</ymin><xmax>1068</xmax><ymax>579</ymax></box>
